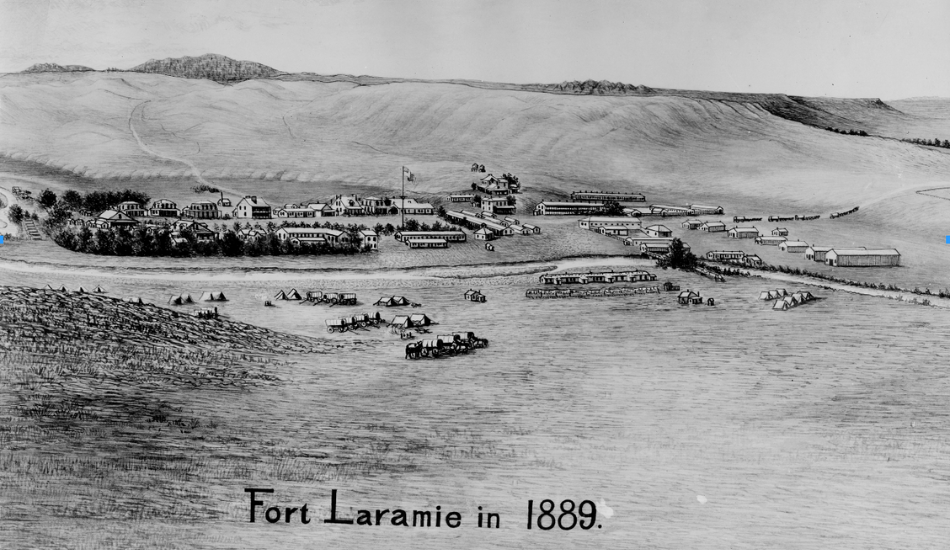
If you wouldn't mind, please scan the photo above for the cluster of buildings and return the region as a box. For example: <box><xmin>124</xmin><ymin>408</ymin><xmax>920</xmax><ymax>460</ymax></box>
<box><xmin>72</xmin><ymin>212</ymin><xmax>379</xmax><ymax>250</ymax></box>
<box><xmin>706</xmin><ymin>238</ymin><xmax>901</xmax><ymax>267</ymax></box>
<box><xmin>578</xmin><ymin>216</ymin><xmax>686</xmax><ymax>254</ymax></box>
<box><xmin>472</xmin><ymin>173</ymin><xmax>521</xmax><ymax>195</ymax></box>
<box><xmin>624</xmin><ymin>204</ymin><xmax>724</xmax><ymax>217</ymax></box>
<box><xmin>87</xmin><ymin>194</ymin><xmax>437</xmax><ymax>224</ymax></box>
<box><xmin>445</xmin><ymin>210</ymin><xmax>540</xmax><ymax>241</ymax></box>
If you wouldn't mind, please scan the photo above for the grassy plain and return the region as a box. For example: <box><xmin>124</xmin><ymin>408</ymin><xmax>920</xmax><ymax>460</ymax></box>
<box><xmin>2</xmin><ymin>268</ymin><xmax>950</xmax><ymax>549</ymax></box>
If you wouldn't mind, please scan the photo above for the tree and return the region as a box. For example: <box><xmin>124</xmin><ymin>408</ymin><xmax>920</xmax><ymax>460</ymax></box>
<box><xmin>62</xmin><ymin>190</ymin><xmax>83</xmax><ymax>210</ymax></box>
<box><xmin>7</xmin><ymin>204</ymin><xmax>24</xmax><ymax>224</ymax></box>
<box><xmin>437</xmin><ymin>205</ymin><xmax>447</xmax><ymax>218</ymax></box>
<box><xmin>657</xmin><ymin>238</ymin><xmax>698</xmax><ymax>270</ymax></box>
<box><xmin>603</xmin><ymin>201</ymin><xmax>625</xmax><ymax>217</ymax></box>
<box><xmin>39</xmin><ymin>188</ymin><xmax>58</xmax><ymax>210</ymax></box>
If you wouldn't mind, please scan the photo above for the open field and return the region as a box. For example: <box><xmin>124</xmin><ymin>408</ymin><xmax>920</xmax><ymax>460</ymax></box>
<box><xmin>2</xmin><ymin>267</ymin><xmax>950</xmax><ymax>549</ymax></box>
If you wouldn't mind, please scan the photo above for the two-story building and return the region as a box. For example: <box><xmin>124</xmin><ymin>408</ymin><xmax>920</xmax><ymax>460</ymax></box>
<box><xmin>116</xmin><ymin>201</ymin><xmax>147</xmax><ymax>218</ymax></box>
<box><xmin>182</xmin><ymin>201</ymin><xmax>220</xmax><ymax>220</ymax></box>
<box><xmin>148</xmin><ymin>199</ymin><xmax>180</xmax><ymax>218</ymax></box>
<box><xmin>232</xmin><ymin>196</ymin><xmax>272</xmax><ymax>219</ymax></box>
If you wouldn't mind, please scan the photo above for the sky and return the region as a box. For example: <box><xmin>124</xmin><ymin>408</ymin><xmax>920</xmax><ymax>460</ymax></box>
<box><xmin>1</xmin><ymin>0</ymin><xmax>948</xmax><ymax>99</ymax></box>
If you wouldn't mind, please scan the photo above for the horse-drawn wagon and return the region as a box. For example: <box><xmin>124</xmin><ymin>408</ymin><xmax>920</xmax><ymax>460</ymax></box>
<box><xmin>325</xmin><ymin>318</ymin><xmax>351</xmax><ymax>333</ymax></box>
<box><xmin>404</xmin><ymin>331</ymin><xmax>488</xmax><ymax>359</ymax></box>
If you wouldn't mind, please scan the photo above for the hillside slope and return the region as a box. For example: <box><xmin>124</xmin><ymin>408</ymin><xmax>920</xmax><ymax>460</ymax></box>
<box><xmin>2</xmin><ymin>70</ymin><xmax>950</xmax><ymax>252</ymax></box>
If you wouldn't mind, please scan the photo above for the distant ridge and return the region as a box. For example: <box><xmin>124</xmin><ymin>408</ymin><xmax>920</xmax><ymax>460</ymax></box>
<box><xmin>129</xmin><ymin>53</ymin><xmax>281</xmax><ymax>83</ymax></box>
<box><xmin>16</xmin><ymin>53</ymin><xmax>901</xmax><ymax>128</ymax></box>
<box><xmin>548</xmin><ymin>79</ymin><xmax>654</xmax><ymax>95</ymax></box>
<box><xmin>22</xmin><ymin>63</ymin><xmax>94</xmax><ymax>73</ymax></box>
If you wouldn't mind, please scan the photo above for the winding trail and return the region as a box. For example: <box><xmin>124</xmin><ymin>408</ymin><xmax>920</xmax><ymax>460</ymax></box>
<box><xmin>128</xmin><ymin>101</ymin><xmax>244</xmax><ymax>197</ymax></box>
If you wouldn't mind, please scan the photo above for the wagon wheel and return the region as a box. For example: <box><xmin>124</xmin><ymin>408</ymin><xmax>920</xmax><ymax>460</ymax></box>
<box><xmin>432</xmin><ymin>349</ymin><xmax>440</xmax><ymax>358</ymax></box>
<box><xmin>327</xmin><ymin>327</ymin><xmax>335</xmax><ymax>333</ymax></box>
<box><xmin>331</xmin><ymin>298</ymin><xmax>339</xmax><ymax>305</ymax></box>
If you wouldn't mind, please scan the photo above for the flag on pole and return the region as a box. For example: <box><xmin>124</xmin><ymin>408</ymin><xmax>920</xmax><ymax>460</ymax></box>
<box><xmin>403</xmin><ymin>166</ymin><xmax>414</xmax><ymax>182</ymax></box>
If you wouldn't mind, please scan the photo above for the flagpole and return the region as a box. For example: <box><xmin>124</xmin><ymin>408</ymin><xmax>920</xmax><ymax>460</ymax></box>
<box><xmin>400</xmin><ymin>166</ymin><xmax>405</xmax><ymax>230</ymax></box>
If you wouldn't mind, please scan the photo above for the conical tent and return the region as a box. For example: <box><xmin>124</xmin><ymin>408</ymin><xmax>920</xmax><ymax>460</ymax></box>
<box><xmin>168</xmin><ymin>295</ymin><xmax>184</xmax><ymax>305</ymax></box>
<box><xmin>58</xmin><ymin>285</ymin><xmax>68</xmax><ymax>292</ymax></box>
<box><xmin>772</xmin><ymin>299</ymin><xmax>789</xmax><ymax>310</ymax></box>
<box><xmin>274</xmin><ymin>290</ymin><xmax>288</xmax><ymax>300</ymax></box>
<box><xmin>76</xmin><ymin>286</ymin><xmax>87</xmax><ymax>293</ymax></box>
<box><xmin>286</xmin><ymin>289</ymin><xmax>302</xmax><ymax>300</ymax></box>
<box><xmin>44</xmin><ymin>284</ymin><xmax>55</xmax><ymax>290</ymax></box>
<box><xmin>211</xmin><ymin>291</ymin><xmax>227</xmax><ymax>301</ymax></box>
<box><xmin>758</xmin><ymin>291</ymin><xmax>771</xmax><ymax>300</ymax></box>
<box><xmin>199</xmin><ymin>292</ymin><xmax>215</xmax><ymax>302</ymax></box>
<box><xmin>778</xmin><ymin>289</ymin><xmax>788</xmax><ymax>296</ymax></box>
<box><xmin>94</xmin><ymin>286</ymin><xmax>105</xmax><ymax>293</ymax></box>
<box><xmin>180</xmin><ymin>294</ymin><xmax>194</xmax><ymax>304</ymax></box>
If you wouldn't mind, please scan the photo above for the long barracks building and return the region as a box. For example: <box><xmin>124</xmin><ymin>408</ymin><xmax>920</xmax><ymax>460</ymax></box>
<box><xmin>570</xmin><ymin>191</ymin><xmax>646</xmax><ymax>203</ymax></box>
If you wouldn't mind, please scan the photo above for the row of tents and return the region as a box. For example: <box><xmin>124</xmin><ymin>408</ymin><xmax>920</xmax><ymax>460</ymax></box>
<box><xmin>43</xmin><ymin>284</ymin><xmax>105</xmax><ymax>293</ymax></box>
<box><xmin>168</xmin><ymin>291</ymin><xmax>228</xmax><ymax>305</ymax></box>
<box><xmin>389</xmin><ymin>313</ymin><xmax>434</xmax><ymax>329</ymax></box>
<box><xmin>374</xmin><ymin>296</ymin><xmax>421</xmax><ymax>307</ymax></box>
<box><xmin>758</xmin><ymin>289</ymin><xmax>790</xmax><ymax>300</ymax></box>
<box><xmin>772</xmin><ymin>291</ymin><xmax>816</xmax><ymax>310</ymax></box>
<box><xmin>274</xmin><ymin>289</ymin><xmax>304</xmax><ymax>300</ymax></box>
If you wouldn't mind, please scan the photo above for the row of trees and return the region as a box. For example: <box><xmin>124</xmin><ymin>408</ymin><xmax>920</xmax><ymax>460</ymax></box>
<box><xmin>51</xmin><ymin>226</ymin><xmax>370</xmax><ymax>257</ymax></box>
<box><xmin>6</xmin><ymin>204</ymin><xmax>39</xmax><ymax>224</ymax></box>
<box><xmin>825</xmin><ymin>127</ymin><xmax>870</xmax><ymax>137</ymax></box>
<box><xmin>903</xmin><ymin>137</ymin><xmax>950</xmax><ymax>149</ymax></box>
<box><xmin>38</xmin><ymin>188</ymin><xmax>151</xmax><ymax>216</ymax></box>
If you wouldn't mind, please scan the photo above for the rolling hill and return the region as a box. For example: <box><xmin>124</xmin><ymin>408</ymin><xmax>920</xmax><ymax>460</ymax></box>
<box><xmin>1</xmin><ymin>64</ymin><xmax>949</xmax><ymax>246</ymax></box>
